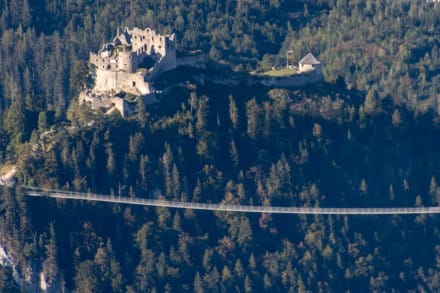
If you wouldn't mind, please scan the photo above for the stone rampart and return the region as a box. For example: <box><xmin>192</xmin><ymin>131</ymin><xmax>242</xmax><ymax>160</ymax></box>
<box><xmin>93</xmin><ymin>70</ymin><xmax>152</xmax><ymax>95</ymax></box>
<box><xmin>177</xmin><ymin>54</ymin><xmax>206</xmax><ymax>69</ymax></box>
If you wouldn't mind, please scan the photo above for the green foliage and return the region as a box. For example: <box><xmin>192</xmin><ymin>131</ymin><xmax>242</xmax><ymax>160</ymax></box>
<box><xmin>279</xmin><ymin>0</ymin><xmax>440</xmax><ymax>113</ymax></box>
<box><xmin>1</xmin><ymin>1</ymin><xmax>440</xmax><ymax>292</ymax></box>
<box><xmin>3</xmin><ymin>82</ymin><xmax>438</xmax><ymax>291</ymax></box>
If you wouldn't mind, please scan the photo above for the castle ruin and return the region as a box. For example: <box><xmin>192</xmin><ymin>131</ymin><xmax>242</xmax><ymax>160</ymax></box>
<box><xmin>78</xmin><ymin>27</ymin><xmax>321</xmax><ymax>117</ymax></box>
<box><xmin>79</xmin><ymin>27</ymin><xmax>180</xmax><ymax>116</ymax></box>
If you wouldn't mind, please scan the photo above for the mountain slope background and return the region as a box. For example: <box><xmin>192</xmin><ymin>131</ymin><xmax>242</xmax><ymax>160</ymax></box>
<box><xmin>0</xmin><ymin>0</ymin><xmax>439</xmax><ymax>291</ymax></box>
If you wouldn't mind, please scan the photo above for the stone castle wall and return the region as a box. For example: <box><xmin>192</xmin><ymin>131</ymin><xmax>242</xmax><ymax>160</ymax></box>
<box><xmin>128</xmin><ymin>27</ymin><xmax>173</xmax><ymax>56</ymax></box>
<box><xmin>299</xmin><ymin>63</ymin><xmax>322</xmax><ymax>73</ymax></box>
<box><xmin>89</xmin><ymin>27</ymin><xmax>176</xmax><ymax>74</ymax></box>
<box><xmin>88</xmin><ymin>27</ymin><xmax>178</xmax><ymax>96</ymax></box>
<box><xmin>79</xmin><ymin>91</ymin><xmax>131</xmax><ymax>117</ymax></box>
<box><xmin>81</xmin><ymin>27</ymin><xmax>207</xmax><ymax>117</ymax></box>
<box><xmin>176</xmin><ymin>54</ymin><xmax>206</xmax><ymax>69</ymax></box>
<box><xmin>93</xmin><ymin>70</ymin><xmax>153</xmax><ymax>95</ymax></box>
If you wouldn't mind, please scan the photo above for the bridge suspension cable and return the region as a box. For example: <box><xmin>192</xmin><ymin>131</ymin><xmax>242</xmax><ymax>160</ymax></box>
<box><xmin>24</xmin><ymin>187</ymin><xmax>440</xmax><ymax>215</ymax></box>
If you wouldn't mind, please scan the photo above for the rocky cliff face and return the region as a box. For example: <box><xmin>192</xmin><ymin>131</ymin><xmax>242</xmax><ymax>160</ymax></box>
<box><xmin>1</xmin><ymin>242</ymin><xmax>65</xmax><ymax>292</ymax></box>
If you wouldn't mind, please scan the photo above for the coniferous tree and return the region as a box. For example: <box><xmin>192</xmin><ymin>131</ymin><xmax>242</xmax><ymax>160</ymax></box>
<box><xmin>228</xmin><ymin>95</ymin><xmax>239</xmax><ymax>130</ymax></box>
<box><xmin>246</xmin><ymin>98</ymin><xmax>260</xmax><ymax>139</ymax></box>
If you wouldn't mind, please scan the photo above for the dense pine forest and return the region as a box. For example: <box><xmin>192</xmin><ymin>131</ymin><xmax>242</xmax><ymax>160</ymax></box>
<box><xmin>0</xmin><ymin>0</ymin><xmax>440</xmax><ymax>292</ymax></box>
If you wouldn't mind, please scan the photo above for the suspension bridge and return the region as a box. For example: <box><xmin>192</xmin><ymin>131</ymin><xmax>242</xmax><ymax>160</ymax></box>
<box><xmin>23</xmin><ymin>187</ymin><xmax>440</xmax><ymax>215</ymax></box>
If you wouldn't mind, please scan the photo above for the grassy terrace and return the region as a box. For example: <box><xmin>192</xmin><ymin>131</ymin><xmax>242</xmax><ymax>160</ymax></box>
<box><xmin>252</xmin><ymin>67</ymin><xmax>300</xmax><ymax>77</ymax></box>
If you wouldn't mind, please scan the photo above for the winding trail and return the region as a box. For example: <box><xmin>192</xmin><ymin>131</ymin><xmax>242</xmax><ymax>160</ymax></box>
<box><xmin>23</xmin><ymin>187</ymin><xmax>440</xmax><ymax>215</ymax></box>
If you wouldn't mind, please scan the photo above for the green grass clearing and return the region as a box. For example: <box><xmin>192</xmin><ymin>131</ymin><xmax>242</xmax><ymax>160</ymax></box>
<box><xmin>253</xmin><ymin>67</ymin><xmax>299</xmax><ymax>77</ymax></box>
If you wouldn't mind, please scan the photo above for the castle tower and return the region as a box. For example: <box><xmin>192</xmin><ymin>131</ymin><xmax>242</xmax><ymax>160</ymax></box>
<box><xmin>298</xmin><ymin>53</ymin><xmax>322</xmax><ymax>74</ymax></box>
<box><xmin>118</xmin><ymin>47</ymin><xmax>134</xmax><ymax>73</ymax></box>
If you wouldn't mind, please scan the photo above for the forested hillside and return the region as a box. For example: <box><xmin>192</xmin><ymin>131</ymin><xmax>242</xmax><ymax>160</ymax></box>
<box><xmin>0</xmin><ymin>0</ymin><xmax>440</xmax><ymax>292</ymax></box>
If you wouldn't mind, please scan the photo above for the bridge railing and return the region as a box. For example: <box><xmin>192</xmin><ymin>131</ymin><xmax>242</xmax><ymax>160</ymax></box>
<box><xmin>23</xmin><ymin>187</ymin><xmax>440</xmax><ymax>215</ymax></box>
